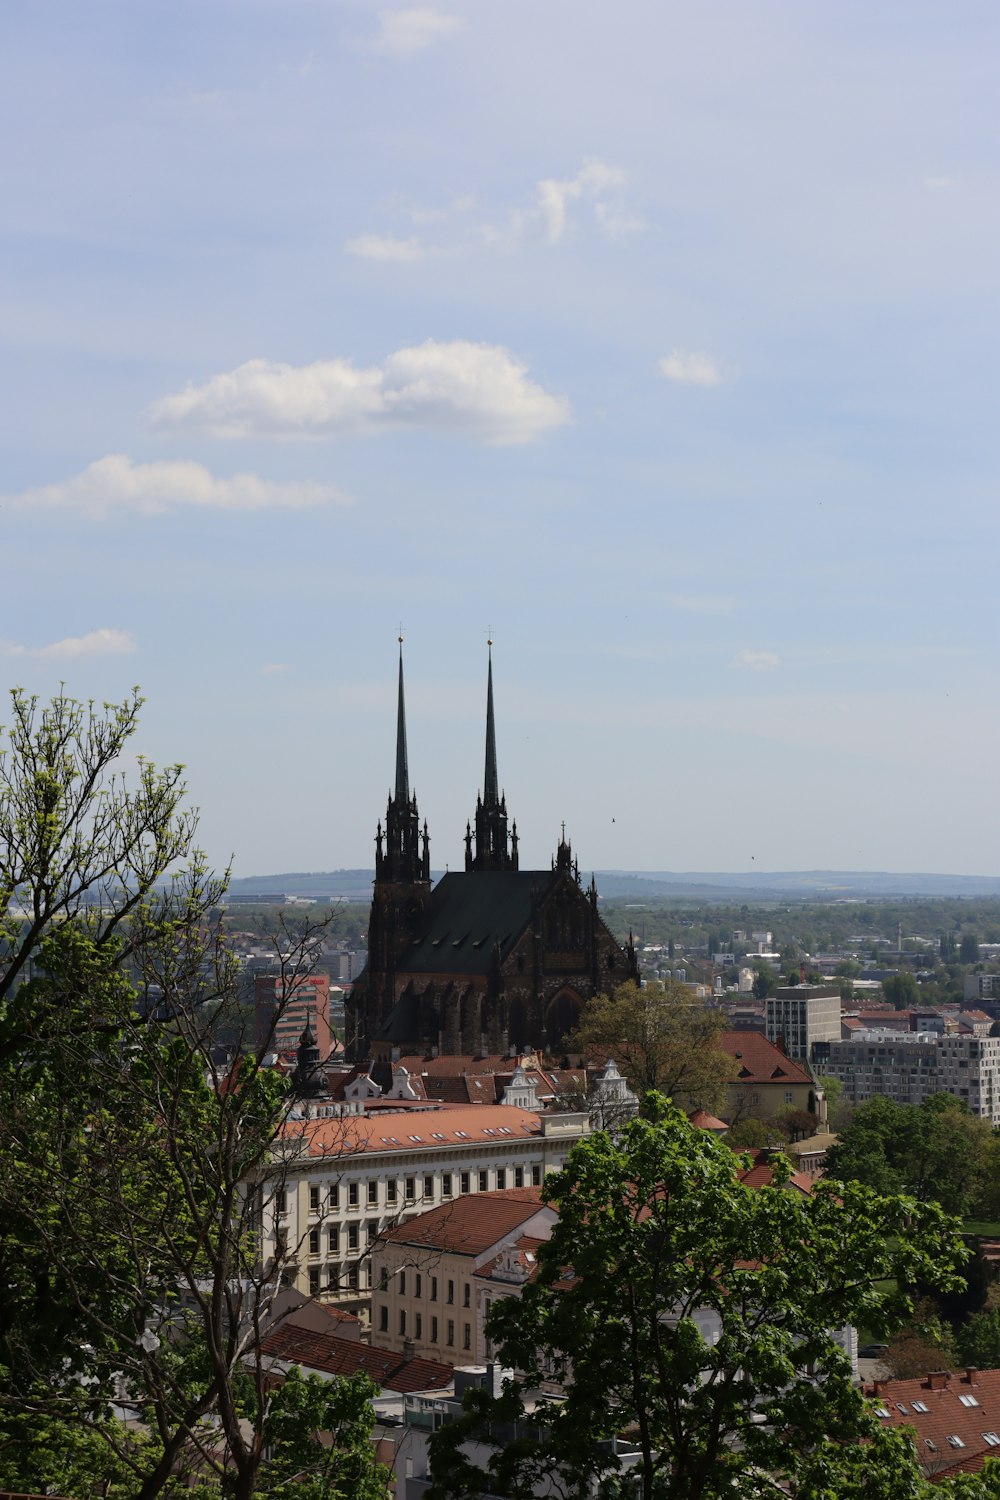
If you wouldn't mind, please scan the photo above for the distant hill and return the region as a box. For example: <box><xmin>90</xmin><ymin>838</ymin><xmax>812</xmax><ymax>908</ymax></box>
<box><xmin>226</xmin><ymin>868</ymin><xmax>1000</xmax><ymax>904</ymax></box>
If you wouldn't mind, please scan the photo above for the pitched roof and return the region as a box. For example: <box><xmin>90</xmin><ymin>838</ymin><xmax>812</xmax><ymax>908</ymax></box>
<box><xmin>394</xmin><ymin>870</ymin><xmax>552</xmax><ymax>976</ymax></box>
<box><xmin>290</xmin><ymin>1103</ymin><xmax>543</xmax><ymax>1158</ymax></box>
<box><xmin>394</xmin><ymin>1053</ymin><xmax>526</xmax><ymax>1076</ymax></box>
<box><xmin>261</xmin><ymin>1322</ymin><xmax>454</xmax><ymax>1393</ymax></box>
<box><xmin>379</xmin><ymin>1187</ymin><xmax>546</xmax><ymax>1255</ymax></box>
<box><xmin>719</xmin><ymin>1031</ymin><xmax>814</xmax><ymax>1086</ymax></box>
<box><xmin>863</xmin><ymin>1368</ymin><xmax>1000</xmax><ymax>1478</ymax></box>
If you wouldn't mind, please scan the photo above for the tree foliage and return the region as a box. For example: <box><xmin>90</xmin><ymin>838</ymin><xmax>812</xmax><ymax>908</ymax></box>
<box><xmin>883</xmin><ymin>972</ymin><xmax>921</xmax><ymax>1009</ymax></box>
<box><xmin>0</xmin><ymin>689</ymin><xmax>386</xmax><ymax>1499</ymax></box>
<box><xmin>825</xmin><ymin>1093</ymin><xmax>999</xmax><ymax>1218</ymax></box>
<box><xmin>570</xmin><ymin>980</ymin><xmax>734</xmax><ymax>1113</ymax></box>
<box><xmin>428</xmin><ymin>1095</ymin><xmax>978</xmax><ymax>1500</ymax></box>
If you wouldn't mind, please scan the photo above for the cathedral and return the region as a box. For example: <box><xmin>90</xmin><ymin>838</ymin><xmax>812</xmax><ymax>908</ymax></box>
<box><xmin>345</xmin><ymin>646</ymin><xmax>637</xmax><ymax>1065</ymax></box>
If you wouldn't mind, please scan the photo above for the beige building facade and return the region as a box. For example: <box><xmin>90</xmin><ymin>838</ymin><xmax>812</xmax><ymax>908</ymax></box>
<box><xmin>369</xmin><ymin>1189</ymin><xmax>555</xmax><ymax>1365</ymax></box>
<box><xmin>261</xmin><ymin>1104</ymin><xmax>589</xmax><ymax>1324</ymax></box>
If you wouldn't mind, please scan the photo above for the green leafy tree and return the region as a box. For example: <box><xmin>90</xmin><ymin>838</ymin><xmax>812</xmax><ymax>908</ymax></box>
<box><xmin>957</xmin><ymin>1308</ymin><xmax>1000</xmax><ymax>1369</ymax></box>
<box><xmin>258</xmin><ymin>1365</ymin><xmax>389</xmax><ymax>1500</ymax></box>
<box><xmin>751</xmin><ymin>962</ymin><xmax>777</xmax><ymax>1000</ymax></box>
<box><xmin>570</xmin><ymin>980</ymin><xmax>734</xmax><ymax>1113</ymax></box>
<box><xmin>883</xmin><ymin>971</ymin><xmax>921</xmax><ymax>1008</ymax></box>
<box><xmin>429</xmin><ymin>1095</ymin><xmax>973</xmax><ymax>1500</ymax></box>
<box><xmin>826</xmin><ymin>1094</ymin><xmax>997</xmax><ymax>1218</ymax></box>
<box><xmin>0</xmin><ymin>689</ymin><xmax>385</xmax><ymax>1499</ymax></box>
<box><xmin>961</xmin><ymin>933</ymin><xmax>981</xmax><ymax>964</ymax></box>
<box><xmin>0</xmin><ymin>686</ymin><xmax>195</xmax><ymax>1044</ymax></box>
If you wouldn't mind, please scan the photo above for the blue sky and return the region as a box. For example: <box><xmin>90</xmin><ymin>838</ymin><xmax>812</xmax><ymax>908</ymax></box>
<box><xmin>2</xmin><ymin>2</ymin><xmax>998</xmax><ymax>877</ymax></box>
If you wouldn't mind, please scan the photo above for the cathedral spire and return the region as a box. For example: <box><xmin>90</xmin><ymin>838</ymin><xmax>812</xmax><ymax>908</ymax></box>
<box><xmin>484</xmin><ymin>640</ymin><xmax>499</xmax><ymax>803</ymax></box>
<box><xmin>395</xmin><ymin>636</ymin><xmax>409</xmax><ymax>805</ymax></box>
<box><xmin>375</xmin><ymin>638</ymin><xmax>428</xmax><ymax>886</ymax></box>
<box><xmin>469</xmin><ymin>640</ymin><xmax>517</xmax><ymax>871</ymax></box>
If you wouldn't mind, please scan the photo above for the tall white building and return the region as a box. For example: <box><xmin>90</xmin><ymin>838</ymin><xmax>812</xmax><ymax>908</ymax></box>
<box><xmin>765</xmin><ymin>985</ymin><xmax>841</xmax><ymax>1061</ymax></box>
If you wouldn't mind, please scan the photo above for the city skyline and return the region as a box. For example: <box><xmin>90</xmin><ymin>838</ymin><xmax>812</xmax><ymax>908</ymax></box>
<box><xmin>2</xmin><ymin>3</ymin><xmax>998</xmax><ymax>876</ymax></box>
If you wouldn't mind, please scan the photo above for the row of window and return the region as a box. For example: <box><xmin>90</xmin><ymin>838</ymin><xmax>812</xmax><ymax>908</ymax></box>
<box><xmin>377</xmin><ymin>1304</ymin><xmax>472</xmax><ymax>1350</ymax></box>
<box><xmin>308</xmin><ymin>1262</ymin><xmax>370</xmax><ymax>1295</ymax></box>
<box><xmin>379</xmin><ymin>1268</ymin><xmax>471</xmax><ymax>1306</ymax></box>
<box><xmin>297</xmin><ymin>1163</ymin><xmax>541</xmax><ymax>1216</ymax></box>
<box><xmin>307</xmin><ymin>1222</ymin><xmax>377</xmax><ymax>1255</ymax></box>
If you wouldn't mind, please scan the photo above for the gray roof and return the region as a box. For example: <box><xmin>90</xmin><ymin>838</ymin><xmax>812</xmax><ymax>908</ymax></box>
<box><xmin>401</xmin><ymin>870</ymin><xmax>552</xmax><ymax>977</ymax></box>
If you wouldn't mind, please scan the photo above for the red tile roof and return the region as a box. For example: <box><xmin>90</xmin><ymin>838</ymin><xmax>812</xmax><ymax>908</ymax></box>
<box><xmin>379</xmin><ymin>1187</ymin><xmax>547</xmax><ymax>1255</ymax></box>
<box><xmin>289</xmin><ymin>1103</ymin><xmax>543</xmax><ymax>1157</ymax></box>
<box><xmin>394</xmin><ymin>1053</ymin><xmax>524</xmax><ymax>1077</ymax></box>
<box><xmin>261</xmin><ymin>1323</ymin><xmax>454</xmax><ymax>1393</ymax></box>
<box><xmin>862</xmin><ymin>1368</ymin><xmax>1000</xmax><ymax>1478</ymax></box>
<box><xmin>719</xmin><ymin>1031</ymin><xmax>813</xmax><ymax>1086</ymax></box>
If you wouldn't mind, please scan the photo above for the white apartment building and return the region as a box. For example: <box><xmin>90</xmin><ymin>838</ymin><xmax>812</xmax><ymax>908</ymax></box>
<box><xmin>812</xmin><ymin>1031</ymin><xmax>1000</xmax><ymax>1122</ymax></box>
<box><xmin>260</xmin><ymin>1103</ymin><xmax>590</xmax><ymax>1324</ymax></box>
<box><xmin>765</xmin><ymin>986</ymin><xmax>841</xmax><ymax>1061</ymax></box>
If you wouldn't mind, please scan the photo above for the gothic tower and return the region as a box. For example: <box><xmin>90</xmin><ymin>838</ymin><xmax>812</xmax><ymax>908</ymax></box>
<box><xmin>465</xmin><ymin>643</ymin><xmax>519</xmax><ymax>872</ymax></box>
<box><xmin>352</xmin><ymin>640</ymin><xmax>431</xmax><ymax>1055</ymax></box>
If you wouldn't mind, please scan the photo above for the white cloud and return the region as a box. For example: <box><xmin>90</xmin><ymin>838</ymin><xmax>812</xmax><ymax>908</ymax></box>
<box><xmin>149</xmin><ymin>343</ymin><xmax>571</xmax><ymax>446</ymax></box>
<box><xmin>260</xmin><ymin>662</ymin><xmax>290</xmax><ymax>675</ymax></box>
<box><xmin>668</xmin><ymin>594</ymin><xmax>736</xmax><ymax>616</ymax></box>
<box><xmin>658</xmin><ymin>350</ymin><xmax>724</xmax><ymax>387</ymax></box>
<box><xmin>351</xmin><ymin>162</ymin><xmax>640</xmax><ymax>260</ymax></box>
<box><xmin>4</xmin><ymin>455</ymin><xmax>351</xmax><ymax>518</ymax></box>
<box><xmin>373</xmin><ymin>7</ymin><xmax>462</xmax><ymax>55</ymax></box>
<box><xmin>1</xmin><ymin>628</ymin><xmax>136</xmax><ymax>660</ymax></box>
<box><xmin>923</xmin><ymin>175</ymin><xmax>955</xmax><ymax>190</ymax></box>
<box><xmin>346</xmin><ymin>233</ymin><xmax>426</xmax><ymax>263</ymax></box>
<box><xmin>536</xmin><ymin>160</ymin><xmax>628</xmax><ymax>244</ymax></box>
<box><xmin>734</xmin><ymin>650</ymin><xmax>780</xmax><ymax>671</ymax></box>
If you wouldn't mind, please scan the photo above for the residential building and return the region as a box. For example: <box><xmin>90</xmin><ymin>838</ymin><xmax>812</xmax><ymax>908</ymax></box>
<box><xmin>370</xmin><ymin>1188</ymin><xmax>555</xmax><ymax>1365</ymax></box>
<box><xmin>718</xmin><ymin>1031</ymin><xmax>827</xmax><ymax>1128</ymax></box>
<box><xmin>812</xmin><ymin>1031</ymin><xmax>1000</xmax><ymax>1122</ymax></box>
<box><xmin>862</xmin><ymin>1368</ymin><xmax>1000</xmax><ymax>1481</ymax></box>
<box><xmin>255</xmin><ymin>971</ymin><xmax>332</xmax><ymax>1057</ymax></box>
<box><xmin>965</xmin><ymin>974</ymin><xmax>1000</xmax><ymax>1003</ymax></box>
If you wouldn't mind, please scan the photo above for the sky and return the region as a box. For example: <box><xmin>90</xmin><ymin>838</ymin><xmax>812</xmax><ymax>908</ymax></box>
<box><xmin>2</xmin><ymin>2</ymin><xmax>998</xmax><ymax>879</ymax></box>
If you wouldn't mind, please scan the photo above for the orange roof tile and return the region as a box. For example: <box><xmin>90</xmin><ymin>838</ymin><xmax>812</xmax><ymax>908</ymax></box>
<box><xmin>863</xmin><ymin>1368</ymin><xmax>1000</xmax><ymax>1478</ymax></box>
<box><xmin>261</xmin><ymin>1323</ymin><xmax>454</xmax><ymax>1393</ymax></box>
<box><xmin>288</xmin><ymin>1104</ymin><xmax>544</xmax><ymax>1158</ymax></box>
<box><xmin>379</xmin><ymin>1187</ymin><xmax>547</xmax><ymax>1255</ymax></box>
<box><xmin>719</xmin><ymin>1031</ymin><xmax>813</xmax><ymax>1086</ymax></box>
